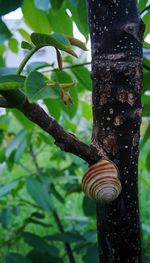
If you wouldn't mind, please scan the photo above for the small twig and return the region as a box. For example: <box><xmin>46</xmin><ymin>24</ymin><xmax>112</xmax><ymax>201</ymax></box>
<box><xmin>29</xmin><ymin>145</ymin><xmax>42</xmax><ymax>175</ymax></box>
<box><xmin>30</xmin><ymin>147</ymin><xmax>76</xmax><ymax>263</ymax></box>
<box><xmin>53</xmin><ymin>210</ymin><xmax>76</xmax><ymax>263</ymax></box>
<box><xmin>16</xmin><ymin>47</ymin><xmax>38</xmax><ymax>75</ymax></box>
<box><xmin>140</xmin><ymin>5</ymin><xmax>150</xmax><ymax>15</ymax></box>
<box><xmin>42</xmin><ymin>61</ymin><xmax>91</xmax><ymax>73</ymax></box>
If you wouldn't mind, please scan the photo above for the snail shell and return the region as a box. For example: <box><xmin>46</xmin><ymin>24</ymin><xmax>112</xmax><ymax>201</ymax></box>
<box><xmin>82</xmin><ymin>159</ymin><xmax>121</xmax><ymax>203</ymax></box>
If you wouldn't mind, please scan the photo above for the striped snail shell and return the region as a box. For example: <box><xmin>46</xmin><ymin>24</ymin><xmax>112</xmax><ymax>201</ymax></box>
<box><xmin>82</xmin><ymin>159</ymin><xmax>121</xmax><ymax>203</ymax></box>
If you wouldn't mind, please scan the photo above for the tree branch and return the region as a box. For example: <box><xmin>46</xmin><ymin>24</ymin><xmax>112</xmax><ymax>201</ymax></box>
<box><xmin>23</xmin><ymin>102</ymin><xmax>100</xmax><ymax>164</ymax></box>
<box><xmin>0</xmin><ymin>90</ymin><xmax>101</xmax><ymax>164</ymax></box>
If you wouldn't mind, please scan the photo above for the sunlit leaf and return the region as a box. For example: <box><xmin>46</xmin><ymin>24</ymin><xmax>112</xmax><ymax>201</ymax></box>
<box><xmin>8</xmin><ymin>38</ymin><xmax>19</xmax><ymax>54</ymax></box>
<box><xmin>18</xmin><ymin>28</ymin><xmax>31</xmax><ymax>42</ymax></box>
<box><xmin>22</xmin><ymin>0</ymin><xmax>51</xmax><ymax>33</ymax></box>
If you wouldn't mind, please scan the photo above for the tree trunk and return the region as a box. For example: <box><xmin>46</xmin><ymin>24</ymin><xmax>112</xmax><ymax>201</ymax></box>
<box><xmin>87</xmin><ymin>0</ymin><xmax>145</xmax><ymax>262</ymax></box>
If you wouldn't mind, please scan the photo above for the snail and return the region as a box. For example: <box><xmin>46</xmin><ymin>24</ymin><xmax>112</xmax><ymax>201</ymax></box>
<box><xmin>82</xmin><ymin>159</ymin><xmax>122</xmax><ymax>203</ymax></box>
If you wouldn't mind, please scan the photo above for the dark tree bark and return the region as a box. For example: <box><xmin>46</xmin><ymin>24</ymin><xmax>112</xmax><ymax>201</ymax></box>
<box><xmin>87</xmin><ymin>0</ymin><xmax>144</xmax><ymax>262</ymax></box>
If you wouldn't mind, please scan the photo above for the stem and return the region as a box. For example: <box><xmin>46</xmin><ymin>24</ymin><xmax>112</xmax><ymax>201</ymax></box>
<box><xmin>42</xmin><ymin>61</ymin><xmax>91</xmax><ymax>73</ymax></box>
<box><xmin>16</xmin><ymin>47</ymin><xmax>38</xmax><ymax>75</ymax></box>
<box><xmin>29</xmin><ymin>145</ymin><xmax>42</xmax><ymax>175</ymax></box>
<box><xmin>53</xmin><ymin>210</ymin><xmax>76</xmax><ymax>263</ymax></box>
<box><xmin>140</xmin><ymin>4</ymin><xmax>150</xmax><ymax>15</ymax></box>
<box><xmin>29</xmin><ymin>147</ymin><xmax>76</xmax><ymax>263</ymax></box>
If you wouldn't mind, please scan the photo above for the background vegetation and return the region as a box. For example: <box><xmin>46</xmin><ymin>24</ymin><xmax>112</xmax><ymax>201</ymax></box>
<box><xmin>0</xmin><ymin>0</ymin><xmax>150</xmax><ymax>262</ymax></box>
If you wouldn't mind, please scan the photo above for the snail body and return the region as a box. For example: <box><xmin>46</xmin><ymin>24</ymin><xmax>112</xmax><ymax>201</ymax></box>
<box><xmin>82</xmin><ymin>159</ymin><xmax>121</xmax><ymax>203</ymax></box>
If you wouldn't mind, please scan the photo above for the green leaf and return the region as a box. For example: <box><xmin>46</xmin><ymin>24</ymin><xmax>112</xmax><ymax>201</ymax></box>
<box><xmin>143</xmin><ymin>12</ymin><xmax>150</xmax><ymax>37</ymax></box>
<box><xmin>0</xmin><ymin>55</ymin><xmax>5</xmax><ymax>67</ymax></box>
<box><xmin>44</xmin><ymin>98</ymin><xmax>61</xmax><ymax>120</ymax></box>
<box><xmin>0</xmin><ymin>44</ymin><xmax>5</xmax><ymax>55</ymax></box>
<box><xmin>71</xmin><ymin>66</ymin><xmax>91</xmax><ymax>90</ymax></box>
<box><xmin>8</xmin><ymin>38</ymin><xmax>19</xmax><ymax>54</ymax></box>
<box><xmin>18</xmin><ymin>28</ymin><xmax>31</xmax><ymax>42</ymax></box>
<box><xmin>5</xmin><ymin>130</ymin><xmax>26</xmax><ymax>158</ymax></box>
<box><xmin>27</xmin><ymin>61</ymin><xmax>51</xmax><ymax>73</ymax></box>
<box><xmin>46</xmin><ymin>232</ymin><xmax>85</xmax><ymax>243</ymax></box>
<box><xmin>22</xmin><ymin>232</ymin><xmax>59</xmax><ymax>255</ymax></box>
<box><xmin>21</xmin><ymin>41</ymin><xmax>33</xmax><ymax>50</ymax></box>
<box><xmin>139</xmin><ymin>0</ymin><xmax>148</xmax><ymax>12</ymax></box>
<box><xmin>144</xmin><ymin>41</ymin><xmax>150</xmax><ymax>49</ymax></box>
<box><xmin>0</xmin><ymin>0</ymin><xmax>23</xmax><ymax>15</ymax></box>
<box><xmin>142</xmin><ymin>95</ymin><xmax>150</xmax><ymax>116</ymax></box>
<box><xmin>27</xmin><ymin>250</ymin><xmax>63</xmax><ymax>263</ymax></box>
<box><xmin>34</xmin><ymin>0</ymin><xmax>50</xmax><ymax>12</ymax></box>
<box><xmin>0</xmin><ymin>19</ymin><xmax>12</xmax><ymax>45</ymax></box>
<box><xmin>48</xmin><ymin>8</ymin><xmax>73</xmax><ymax>35</ymax></box>
<box><xmin>26</xmin><ymin>176</ymin><xmax>54</xmax><ymax>211</ymax></box>
<box><xmin>83</xmin><ymin>196</ymin><xmax>96</xmax><ymax>216</ymax></box>
<box><xmin>141</xmin><ymin>175</ymin><xmax>150</xmax><ymax>190</ymax></box>
<box><xmin>82</xmin><ymin>101</ymin><xmax>92</xmax><ymax>120</ymax></box>
<box><xmin>5</xmin><ymin>252</ymin><xmax>32</xmax><ymax>263</ymax></box>
<box><xmin>83</xmin><ymin>245</ymin><xmax>99</xmax><ymax>263</ymax></box>
<box><xmin>143</xmin><ymin>71</ymin><xmax>150</xmax><ymax>92</ymax></box>
<box><xmin>31</xmin><ymin>212</ymin><xmax>45</xmax><ymax>219</ymax></box>
<box><xmin>15</xmin><ymin>138</ymin><xmax>27</xmax><ymax>162</ymax></box>
<box><xmin>146</xmin><ymin>151</ymin><xmax>150</xmax><ymax>172</ymax></box>
<box><xmin>0</xmin><ymin>68</ymin><xmax>18</xmax><ymax>76</ymax></box>
<box><xmin>142</xmin><ymin>224</ymin><xmax>150</xmax><ymax>234</ymax></box>
<box><xmin>11</xmin><ymin>109</ymin><xmax>33</xmax><ymax>130</ymax></box>
<box><xmin>51</xmin><ymin>184</ymin><xmax>65</xmax><ymax>204</ymax></box>
<box><xmin>51</xmin><ymin>71</ymin><xmax>78</xmax><ymax>118</ymax></box>
<box><xmin>0</xmin><ymin>181</ymin><xmax>18</xmax><ymax>197</ymax></box>
<box><xmin>140</xmin><ymin>122</ymin><xmax>150</xmax><ymax>149</ymax></box>
<box><xmin>30</xmin><ymin>32</ymin><xmax>77</xmax><ymax>57</ymax></box>
<box><xmin>0</xmin><ymin>207</ymin><xmax>11</xmax><ymax>228</ymax></box>
<box><xmin>67</xmin><ymin>1</ymin><xmax>88</xmax><ymax>39</ymax></box>
<box><xmin>0</xmin><ymin>75</ymin><xmax>25</xmax><ymax>90</ymax></box>
<box><xmin>22</xmin><ymin>0</ymin><xmax>51</xmax><ymax>34</ymax></box>
<box><xmin>77</xmin><ymin>0</ymin><xmax>88</xmax><ymax>39</ymax></box>
<box><xmin>144</xmin><ymin>57</ymin><xmax>150</xmax><ymax>70</ymax></box>
<box><xmin>25</xmin><ymin>71</ymin><xmax>60</xmax><ymax>102</ymax></box>
<box><xmin>50</xmin><ymin>0</ymin><xmax>64</xmax><ymax>11</ymax></box>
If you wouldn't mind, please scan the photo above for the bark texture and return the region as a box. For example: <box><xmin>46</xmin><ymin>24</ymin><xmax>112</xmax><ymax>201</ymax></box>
<box><xmin>87</xmin><ymin>0</ymin><xmax>144</xmax><ymax>262</ymax></box>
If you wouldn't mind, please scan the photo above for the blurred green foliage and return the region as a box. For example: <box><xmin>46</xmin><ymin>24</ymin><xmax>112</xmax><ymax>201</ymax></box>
<box><xmin>0</xmin><ymin>0</ymin><xmax>149</xmax><ymax>262</ymax></box>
